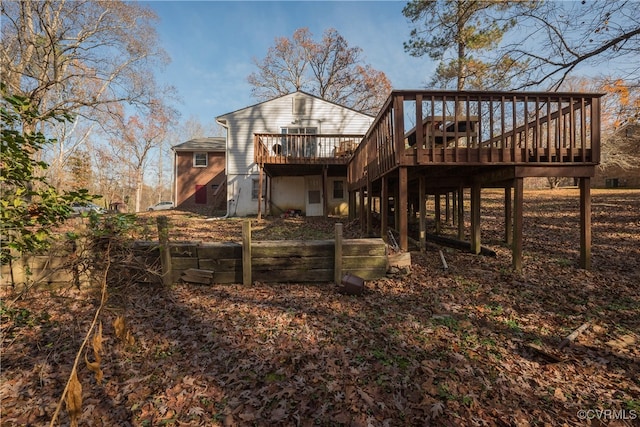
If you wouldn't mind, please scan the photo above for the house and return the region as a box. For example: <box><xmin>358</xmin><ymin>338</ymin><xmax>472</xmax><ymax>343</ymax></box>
<box><xmin>172</xmin><ymin>137</ymin><xmax>227</xmax><ymax>215</ymax></box>
<box><xmin>215</xmin><ymin>91</ymin><xmax>373</xmax><ymax>217</ymax></box>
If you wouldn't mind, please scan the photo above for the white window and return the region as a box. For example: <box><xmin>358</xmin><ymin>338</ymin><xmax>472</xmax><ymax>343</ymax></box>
<box><xmin>333</xmin><ymin>180</ymin><xmax>344</xmax><ymax>199</ymax></box>
<box><xmin>252</xmin><ymin>178</ymin><xmax>267</xmax><ymax>200</ymax></box>
<box><xmin>193</xmin><ymin>152</ymin><xmax>207</xmax><ymax>167</ymax></box>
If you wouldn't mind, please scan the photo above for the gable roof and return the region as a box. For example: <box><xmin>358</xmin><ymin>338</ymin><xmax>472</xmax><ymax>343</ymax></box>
<box><xmin>216</xmin><ymin>90</ymin><xmax>375</xmax><ymax>123</ymax></box>
<box><xmin>172</xmin><ymin>137</ymin><xmax>225</xmax><ymax>152</ymax></box>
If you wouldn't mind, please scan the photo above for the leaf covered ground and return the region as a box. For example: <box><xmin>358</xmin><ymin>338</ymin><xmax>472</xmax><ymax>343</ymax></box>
<box><xmin>1</xmin><ymin>189</ymin><xmax>639</xmax><ymax>426</ymax></box>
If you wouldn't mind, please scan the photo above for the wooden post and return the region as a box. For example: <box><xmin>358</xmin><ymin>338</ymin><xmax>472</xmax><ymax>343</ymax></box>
<box><xmin>265</xmin><ymin>175</ymin><xmax>269</xmax><ymax>216</ymax></box>
<box><xmin>513</xmin><ymin>178</ymin><xmax>524</xmax><ymax>272</ymax></box>
<box><xmin>322</xmin><ymin>166</ymin><xmax>328</xmax><ymax>217</ymax></box>
<box><xmin>470</xmin><ymin>182</ymin><xmax>481</xmax><ymax>255</ymax></box>
<box><xmin>157</xmin><ymin>216</ymin><xmax>173</xmax><ymax>286</ymax></box>
<box><xmin>505</xmin><ymin>186</ymin><xmax>513</xmax><ymax>245</ymax></box>
<box><xmin>366</xmin><ymin>180</ymin><xmax>373</xmax><ymax>236</ymax></box>
<box><xmin>419</xmin><ymin>176</ymin><xmax>426</xmax><ymax>252</ymax></box>
<box><xmin>348</xmin><ymin>190</ymin><xmax>356</xmax><ymax>221</ymax></box>
<box><xmin>242</xmin><ymin>219</ymin><xmax>252</xmax><ymax>285</ymax></box>
<box><xmin>457</xmin><ymin>187</ymin><xmax>465</xmax><ymax>240</ymax></box>
<box><xmin>452</xmin><ymin>190</ymin><xmax>458</xmax><ymax>226</ymax></box>
<box><xmin>434</xmin><ymin>193</ymin><xmax>441</xmax><ymax>235</ymax></box>
<box><xmin>381</xmin><ymin>175</ymin><xmax>388</xmax><ymax>242</ymax></box>
<box><xmin>580</xmin><ymin>177</ymin><xmax>591</xmax><ymax>269</ymax></box>
<box><xmin>334</xmin><ymin>223</ymin><xmax>343</xmax><ymax>284</ymax></box>
<box><xmin>257</xmin><ymin>167</ymin><xmax>263</xmax><ymax>220</ymax></box>
<box><xmin>398</xmin><ymin>167</ymin><xmax>408</xmax><ymax>251</ymax></box>
<box><xmin>445</xmin><ymin>192</ymin><xmax>451</xmax><ymax>225</ymax></box>
<box><xmin>359</xmin><ymin>189</ymin><xmax>365</xmax><ymax>233</ymax></box>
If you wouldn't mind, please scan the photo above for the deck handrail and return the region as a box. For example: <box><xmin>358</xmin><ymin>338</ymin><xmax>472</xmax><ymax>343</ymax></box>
<box><xmin>255</xmin><ymin>133</ymin><xmax>364</xmax><ymax>165</ymax></box>
<box><xmin>349</xmin><ymin>90</ymin><xmax>603</xmax><ymax>187</ymax></box>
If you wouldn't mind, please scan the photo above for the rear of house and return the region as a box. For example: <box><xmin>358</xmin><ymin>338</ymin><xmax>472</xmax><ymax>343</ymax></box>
<box><xmin>216</xmin><ymin>91</ymin><xmax>373</xmax><ymax>217</ymax></box>
<box><xmin>172</xmin><ymin>137</ymin><xmax>227</xmax><ymax>215</ymax></box>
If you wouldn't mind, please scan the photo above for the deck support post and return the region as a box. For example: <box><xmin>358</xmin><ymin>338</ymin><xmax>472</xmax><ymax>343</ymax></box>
<box><xmin>445</xmin><ymin>192</ymin><xmax>451</xmax><ymax>224</ymax></box>
<box><xmin>470</xmin><ymin>182</ymin><xmax>481</xmax><ymax>255</ymax></box>
<box><xmin>505</xmin><ymin>186</ymin><xmax>513</xmax><ymax>245</ymax></box>
<box><xmin>264</xmin><ymin>175</ymin><xmax>269</xmax><ymax>216</ymax></box>
<box><xmin>257</xmin><ymin>166</ymin><xmax>264</xmax><ymax>220</ymax></box>
<box><xmin>457</xmin><ymin>186</ymin><xmax>465</xmax><ymax>240</ymax></box>
<box><xmin>322</xmin><ymin>166</ymin><xmax>328</xmax><ymax>217</ymax></box>
<box><xmin>359</xmin><ymin>189</ymin><xmax>365</xmax><ymax>233</ymax></box>
<box><xmin>366</xmin><ymin>179</ymin><xmax>373</xmax><ymax>236</ymax></box>
<box><xmin>381</xmin><ymin>175</ymin><xmax>389</xmax><ymax>242</ymax></box>
<box><xmin>348</xmin><ymin>190</ymin><xmax>356</xmax><ymax>221</ymax></box>
<box><xmin>398</xmin><ymin>167</ymin><xmax>408</xmax><ymax>251</ymax></box>
<box><xmin>512</xmin><ymin>178</ymin><xmax>524</xmax><ymax>272</ymax></box>
<box><xmin>393</xmin><ymin>185</ymin><xmax>399</xmax><ymax>233</ymax></box>
<box><xmin>452</xmin><ymin>189</ymin><xmax>458</xmax><ymax>225</ymax></box>
<box><xmin>419</xmin><ymin>176</ymin><xmax>426</xmax><ymax>251</ymax></box>
<box><xmin>580</xmin><ymin>177</ymin><xmax>592</xmax><ymax>270</ymax></box>
<box><xmin>434</xmin><ymin>193</ymin><xmax>442</xmax><ymax>235</ymax></box>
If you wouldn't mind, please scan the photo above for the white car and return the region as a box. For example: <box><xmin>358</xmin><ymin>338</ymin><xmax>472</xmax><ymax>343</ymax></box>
<box><xmin>71</xmin><ymin>202</ymin><xmax>106</xmax><ymax>215</ymax></box>
<box><xmin>147</xmin><ymin>201</ymin><xmax>174</xmax><ymax>211</ymax></box>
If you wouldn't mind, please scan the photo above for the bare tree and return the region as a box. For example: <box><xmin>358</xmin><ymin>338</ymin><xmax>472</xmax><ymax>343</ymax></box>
<box><xmin>500</xmin><ymin>1</ymin><xmax>640</xmax><ymax>90</ymax></box>
<box><xmin>106</xmin><ymin>100</ymin><xmax>177</xmax><ymax>212</ymax></box>
<box><xmin>248</xmin><ymin>27</ymin><xmax>391</xmax><ymax>115</ymax></box>
<box><xmin>1</xmin><ymin>0</ymin><xmax>170</xmax><ymax>124</ymax></box>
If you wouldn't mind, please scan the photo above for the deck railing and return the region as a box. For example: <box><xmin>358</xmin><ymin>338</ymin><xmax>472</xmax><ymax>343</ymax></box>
<box><xmin>349</xmin><ymin>90</ymin><xmax>603</xmax><ymax>186</ymax></box>
<box><xmin>255</xmin><ymin>133</ymin><xmax>364</xmax><ymax>165</ymax></box>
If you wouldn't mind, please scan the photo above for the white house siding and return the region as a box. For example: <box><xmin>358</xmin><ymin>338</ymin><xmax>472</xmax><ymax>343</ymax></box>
<box><xmin>217</xmin><ymin>92</ymin><xmax>374</xmax><ymax>216</ymax></box>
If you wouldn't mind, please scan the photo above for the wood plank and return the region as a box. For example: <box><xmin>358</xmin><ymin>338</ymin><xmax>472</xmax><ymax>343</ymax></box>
<box><xmin>169</xmin><ymin>242</ymin><xmax>199</xmax><ymax>258</ymax></box>
<box><xmin>252</xmin><ymin>257</ymin><xmax>334</xmax><ymax>270</ymax></box>
<box><xmin>253</xmin><ymin>269</ymin><xmax>334</xmax><ymax>283</ymax></box>
<box><xmin>214</xmin><ymin>271</ymin><xmax>243</xmax><ymax>284</ymax></box>
<box><xmin>197</xmin><ymin>243</ymin><xmax>242</xmax><ymax>259</ymax></box>
<box><xmin>183</xmin><ymin>268</ymin><xmax>215</xmax><ymax>278</ymax></box>
<box><xmin>252</xmin><ymin>240</ymin><xmax>334</xmax><ymax>258</ymax></box>
<box><xmin>343</xmin><ymin>239</ymin><xmax>386</xmax><ymax>256</ymax></box>
<box><xmin>343</xmin><ymin>256</ymin><xmax>388</xmax><ymax>269</ymax></box>
<box><xmin>171</xmin><ymin>258</ymin><xmax>199</xmax><ymax>270</ymax></box>
<box><xmin>198</xmin><ymin>258</ymin><xmax>241</xmax><ymax>272</ymax></box>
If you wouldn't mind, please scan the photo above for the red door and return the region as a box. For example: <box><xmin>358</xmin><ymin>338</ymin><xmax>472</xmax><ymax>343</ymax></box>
<box><xmin>195</xmin><ymin>185</ymin><xmax>207</xmax><ymax>204</ymax></box>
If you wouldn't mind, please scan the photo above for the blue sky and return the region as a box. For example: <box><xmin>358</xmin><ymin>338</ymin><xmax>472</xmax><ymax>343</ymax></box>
<box><xmin>146</xmin><ymin>1</ymin><xmax>430</xmax><ymax>128</ymax></box>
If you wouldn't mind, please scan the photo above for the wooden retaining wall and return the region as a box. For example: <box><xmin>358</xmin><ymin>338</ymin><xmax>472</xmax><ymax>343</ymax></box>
<box><xmin>165</xmin><ymin>238</ymin><xmax>387</xmax><ymax>285</ymax></box>
<box><xmin>2</xmin><ymin>222</ymin><xmax>388</xmax><ymax>287</ymax></box>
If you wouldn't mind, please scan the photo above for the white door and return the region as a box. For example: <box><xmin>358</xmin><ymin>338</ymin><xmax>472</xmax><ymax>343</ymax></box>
<box><xmin>305</xmin><ymin>176</ymin><xmax>323</xmax><ymax>216</ymax></box>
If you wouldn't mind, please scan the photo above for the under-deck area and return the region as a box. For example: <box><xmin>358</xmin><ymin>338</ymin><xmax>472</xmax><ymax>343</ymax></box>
<box><xmin>347</xmin><ymin>90</ymin><xmax>603</xmax><ymax>270</ymax></box>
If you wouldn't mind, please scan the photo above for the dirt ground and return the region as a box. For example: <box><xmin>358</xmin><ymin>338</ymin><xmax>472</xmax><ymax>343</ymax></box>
<box><xmin>1</xmin><ymin>188</ymin><xmax>639</xmax><ymax>426</ymax></box>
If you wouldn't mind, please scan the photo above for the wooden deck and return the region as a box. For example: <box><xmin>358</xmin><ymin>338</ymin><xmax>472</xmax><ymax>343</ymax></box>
<box><xmin>255</xmin><ymin>133</ymin><xmax>363</xmax><ymax>176</ymax></box>
<box><xmin>349</xmin><ymin>90</ymin><xmax>601</xmax><ymax>189</ymax></box>
<box><xmin>346</xmin><ymin>90</ymin><xmax>603</xmax><ymax>271</ymax></box>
